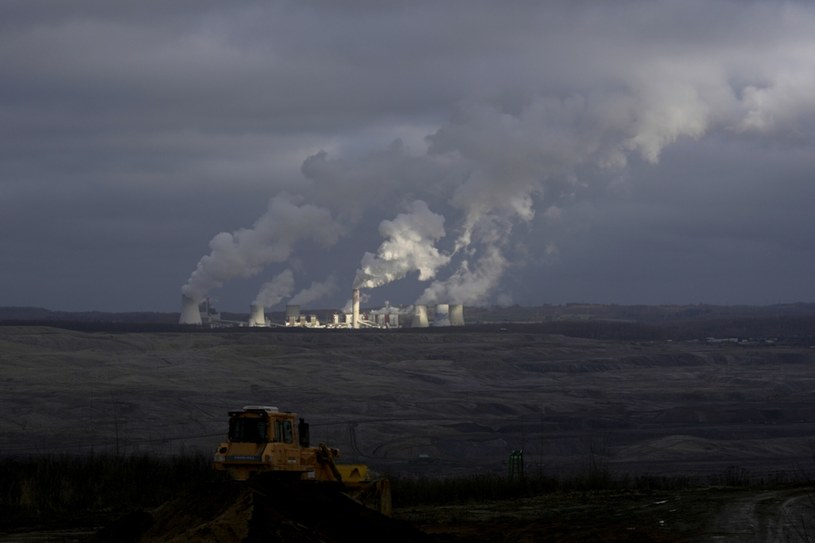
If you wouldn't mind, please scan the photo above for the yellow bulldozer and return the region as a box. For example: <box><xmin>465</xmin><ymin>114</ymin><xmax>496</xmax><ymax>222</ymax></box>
<box><xmin>213</xmin><ymin>405</ymin><xmax>391</xmax><ymax>515</ymax></box>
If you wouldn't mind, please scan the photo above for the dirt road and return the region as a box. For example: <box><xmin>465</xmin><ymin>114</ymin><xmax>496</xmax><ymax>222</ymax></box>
<box><xmin>704</xmin><ymin>489</ymin><xmax>814</xmax><ymax>542</ymax></box>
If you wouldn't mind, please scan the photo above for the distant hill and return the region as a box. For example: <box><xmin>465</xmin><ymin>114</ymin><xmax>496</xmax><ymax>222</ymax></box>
<box><xmin>4</xmin><ymin>303</ymin><xmax>815</xmax><ymax>324</ymax></box>
<box><xmin>0</xmin><ymin>306</ymin><xmax>181</xmax><ymax>323</ymax></box>
<box><xmin>464</xmin><ymin>302</ymin><xmax>815</xmax><ymax>324</ymax></box>
<box><xmin>2</xmin><ymin>303</ymin><xmax>814</xmax><ymax>343</ymax></box>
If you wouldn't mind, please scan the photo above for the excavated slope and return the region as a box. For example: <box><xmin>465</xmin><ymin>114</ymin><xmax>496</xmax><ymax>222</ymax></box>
<box><xmin>93</xmin><ymin>479</ymin><xmax>430</xmax><ymax>543</ymax></box>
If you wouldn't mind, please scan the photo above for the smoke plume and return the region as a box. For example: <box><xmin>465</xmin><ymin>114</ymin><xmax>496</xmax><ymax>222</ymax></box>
<box><xmin>353</xmin><ymin>200</ymin><xmax>451</xmax><ymax>289</ymax></box>
<box><xmin>178</xmin><ymin>2</ymin><xmax>815</xmax><ymax>307</ymax></box>
<box><xmin>253</xmin><ymin>269</ymin><xmax>295</xmax><ymax>307</ymax></box>
<box><xmin>418</xmin><ymin>245</ymin><xmax>508</xmax><ymax>305</ymax></box>
<box><xmin>289</xmin><ymin>275</ymin><xmax>337</xmax><ymax>306</ymax></box>
<box><xmin>182</xmin><ymin>194</ymin><xmax>340</xmax><ymax>300</ymax></box>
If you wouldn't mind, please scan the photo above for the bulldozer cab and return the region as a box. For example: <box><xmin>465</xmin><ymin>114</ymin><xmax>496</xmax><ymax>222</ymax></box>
<box><xmin>215</xmin><ymin>406</ymin><xmax>317</xmax><ymax>481</ymax></box>
<box><xmin>228</xmin><ymin>412</ymin><xmax>269</xmax><ymax>443</ymax></box>
<box><xmin>227</xmin><ymin>407</ymin><xmax>309</xmax><ymax>446</ymax></box>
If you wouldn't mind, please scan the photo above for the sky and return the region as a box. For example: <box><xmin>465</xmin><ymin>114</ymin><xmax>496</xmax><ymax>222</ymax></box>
<box><xmin>1</xmin><ymin>0</ymin><xmax>814</xmax><ymax>312</ymax></box>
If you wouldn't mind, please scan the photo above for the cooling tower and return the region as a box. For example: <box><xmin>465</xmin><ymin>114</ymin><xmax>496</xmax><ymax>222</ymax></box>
<box><xmin>352</xmin><ymin>288</ymin><xmax>360</xmax><ymax>329</ymax></box>
<box><xmin>412</xmin><ymin>304</ymin><xmax>429</xmax><ymax>328</ymax></box>
<box><xmin>248</xmin><ymin>304</ymin><xmax>266</xmax><ymax>327</ymax></box>
<box><xmin>450</xmin><ymin>304</ymin><xmax>465</xmax><ymax>326</ymax></box>
<box><xmin>434</xmin><ymin>303</ymin><xmax>451</xmax><ymax>327</ymax></box>
<box><xmin>179</xmin><ymin>294</ymin><xmax>202</xmax><ymax>325</ymax></box>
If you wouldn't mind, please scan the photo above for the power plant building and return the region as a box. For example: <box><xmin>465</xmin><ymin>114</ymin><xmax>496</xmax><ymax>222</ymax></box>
<box><xmin>182</xmin><ymin>289</ymin><xmax>464</xmax><ymax>330</ymax></box>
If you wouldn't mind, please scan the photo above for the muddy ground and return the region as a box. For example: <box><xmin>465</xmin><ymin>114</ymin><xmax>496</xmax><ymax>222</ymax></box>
<box><xmin>399</xmin><ymin>485</ymin><xmax>815</xmax><ymax>542</ymax></box>
<box><xmin>2</xmin><ymin>483</ymin><xmax>813</xmax><ymax>542</ymax></box>
<box><xmin>1</xmin><ymin>325</ymin><xmax>814</xmax><ymax>540</ymax></box>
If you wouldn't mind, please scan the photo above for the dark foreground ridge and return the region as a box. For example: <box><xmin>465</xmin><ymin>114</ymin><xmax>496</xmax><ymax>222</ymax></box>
<box><xmin>93</xmin><ymin>478</ymin><xmax>430</xmax><ymax>543</ymax></box>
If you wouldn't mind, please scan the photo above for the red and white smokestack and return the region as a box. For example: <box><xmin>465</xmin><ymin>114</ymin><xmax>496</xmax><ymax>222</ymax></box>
<box><xmin>352</xmin><ymin>288</ymin><xmax>360</xmax><ymax>329</ymax></box>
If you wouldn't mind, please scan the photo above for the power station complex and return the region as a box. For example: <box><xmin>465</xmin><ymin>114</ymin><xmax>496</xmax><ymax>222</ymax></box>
<box><xmin>179</xmin><ymin>288</ymin><xmax>465</xmax><ymax>329</ymax></box>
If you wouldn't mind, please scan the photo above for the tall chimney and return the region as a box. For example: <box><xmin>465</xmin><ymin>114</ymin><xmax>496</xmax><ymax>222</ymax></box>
<box><xmin>248</xmin><ymin>304</ymin><xmax>266</xmax><ymax>327</ymax></box>
<box><xmin>352</xmin><ymin>288</ymin><xmax>360</xmax><ymax>329</ymax></box>
<box><xmin>179</xmin><ymin>294</ymin><xmax>203</xmax><ymax>325</ymax></box>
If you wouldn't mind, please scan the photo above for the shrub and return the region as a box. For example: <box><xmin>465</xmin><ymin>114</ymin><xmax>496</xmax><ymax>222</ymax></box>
<box><xmin>0</xmin><ymin>453</ymin><xmax>219</xmax><ymax>524</ymax></box>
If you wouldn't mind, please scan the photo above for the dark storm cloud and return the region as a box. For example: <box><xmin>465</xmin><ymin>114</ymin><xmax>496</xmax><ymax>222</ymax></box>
<box><xmin>1</xmin><ymin>1</ymin><xmax>814</xmax><ymax>310</ymax></box>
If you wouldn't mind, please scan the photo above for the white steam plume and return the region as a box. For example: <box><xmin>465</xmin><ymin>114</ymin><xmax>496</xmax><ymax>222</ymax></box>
<box><xmin>341</xmin><ymin>290</ymin><xmax>370</xmax><ymax>314</ymax></box>
<box><xmin>417</xmin><ymin>245</ymin><xmax>508</xmax><ymax>305</ymax></box>
<box><xmin>184</xmin><ymin>3</ymin><xmax>815</xmax><ymax>307</ymax></box>
<box><xmin>353</xmin><ymin>200</ymin><xmax>450</xmax><ymax>289</ymax></box>
<box><xmin>253</xmin><ymin>269</ymin><xmax>295</xmax><ymax>307</ymax></box>
<box><xmin>289</xmin><ymin>275</ymin><xmax>337</xmax><ymax>306</ymax></box>
<box><xmin>415</xmin><ymin>66</ymin><xmax>803</xmax><ymax>303</ymax></box>
<box><xmin>181</xmin><ymin>194</ymin><xmax>340</xmax><ymax>300</ymax></box>
<box><xmin>315</xmin><ymin>49</ymin><xmax>815</xmax><ymax>305</ymax></box>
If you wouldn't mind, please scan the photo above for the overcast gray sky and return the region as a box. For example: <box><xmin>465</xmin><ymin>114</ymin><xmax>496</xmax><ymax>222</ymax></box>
<box><xmin>2</xmin><ymin>1</ymin><xmax>814</xmax><ymax>312</ymax></box>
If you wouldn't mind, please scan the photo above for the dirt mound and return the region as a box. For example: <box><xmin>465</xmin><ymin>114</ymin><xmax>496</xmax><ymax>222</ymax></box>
<box><xmin>92</xmin><ymin>480</ymin><xmax>430</xmax><ymax>543</ymax></box>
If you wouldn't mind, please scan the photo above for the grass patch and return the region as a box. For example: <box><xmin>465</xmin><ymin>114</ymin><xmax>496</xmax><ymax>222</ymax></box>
<box><xmin>0</xmin><ymin>453</ymin><xmax>221</xmax><ymax>527</ymax></box>
<box><xmin>390</xmin><ymin>466</ymin><xmax>811</xmax><ymax>507</ymax></box>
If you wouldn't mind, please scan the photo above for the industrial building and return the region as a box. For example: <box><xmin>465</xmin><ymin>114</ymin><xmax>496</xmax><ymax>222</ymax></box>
<box><xmin>178</xmin><ymin>289</ymin><xmax>464</xmax><ymax>329</ymax></box>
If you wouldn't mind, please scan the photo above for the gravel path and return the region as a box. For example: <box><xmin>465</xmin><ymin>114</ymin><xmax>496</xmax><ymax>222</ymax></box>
<box><xmin>704</xmin><ymin>489</ymin><xmax>815</xmax><ymax>542</ymax></box>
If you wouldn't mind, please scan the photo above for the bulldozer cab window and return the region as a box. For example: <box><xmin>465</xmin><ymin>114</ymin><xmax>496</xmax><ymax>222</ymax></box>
<box><xmin>273</xmin><ymin>420</ymin><xmax>294</xmax><ymax>443</ymax></box>
<box><xmin>229</xmin><ymin>416</ymin><xmax>268</xmax><ymax>443</ymax></box>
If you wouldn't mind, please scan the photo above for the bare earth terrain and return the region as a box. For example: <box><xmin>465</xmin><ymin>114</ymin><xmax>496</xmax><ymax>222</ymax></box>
<box><xmin>1</xmin><ymin>325</ymin><xmax>814</xmax><ymax>540</ymax></box>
